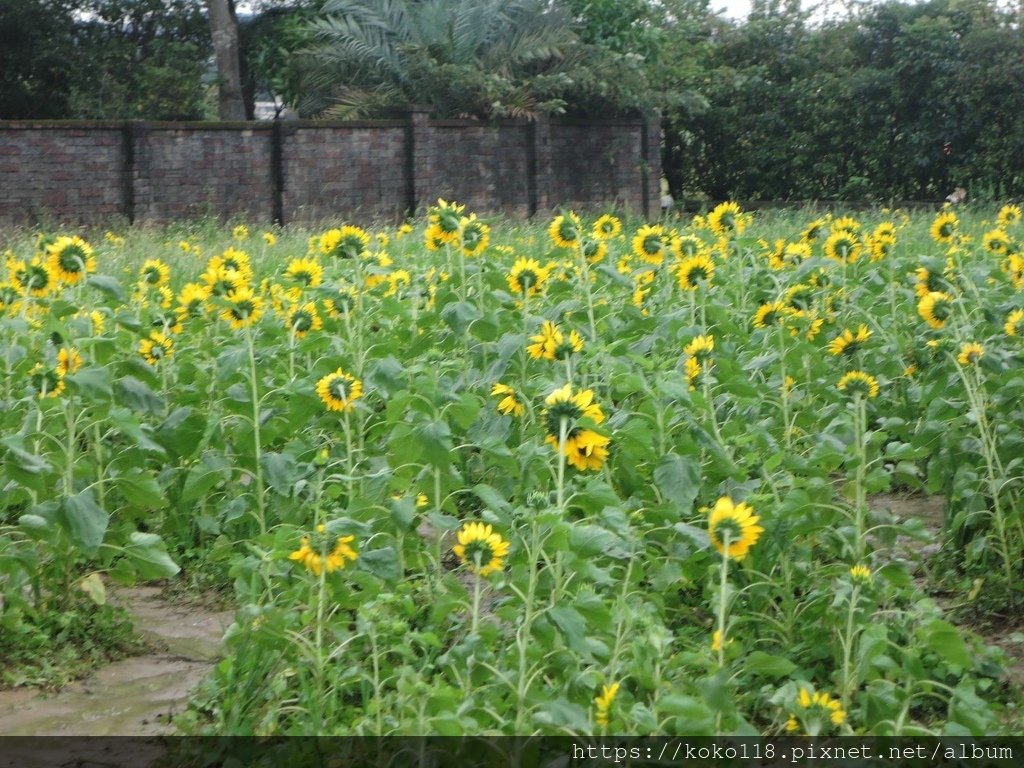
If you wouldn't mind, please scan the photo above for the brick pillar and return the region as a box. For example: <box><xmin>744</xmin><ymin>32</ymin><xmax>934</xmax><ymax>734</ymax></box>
<box><xmin>124</xmin><ymin>121</ymin><xmax>150</xmax><ymax>224</ymax></box>
<box><xmin>641</xmin><ymin>113</ymin><xmax>662</xmax><ymax>220</ymax></box>
<box><xmin>403</xmin><ymin>105</ymin><xmax>433</xmax><ymax>216</ymax></box>
<box><xmin>528</xmin><ymin>115</ymin><xmax>552</xmax><ymax>217</ymax></box>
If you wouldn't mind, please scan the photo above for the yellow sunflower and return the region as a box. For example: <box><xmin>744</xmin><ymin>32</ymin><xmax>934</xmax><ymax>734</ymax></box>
<box><xmin>9</xmin><ymin>258</ymin><xmax>56</xmax><ymax>298</ymax></box>
<box><xmin>956</xmin><ymin>342</ymin><xmax>984</xmax><ymax>366</ymax></box>
<box><xmin>592</xmin><ymin>214</ymin><xmax>622</xmax><ymax>240</ymax></box>
<box><xmin>138</xmin><ymin>259</ymin><xmax>169</xmax><ymax>288</ymax></box>
<box><xmin>677</xmin><ymin>254</ymin><xmax>715</xmax><ymax>291</ymax></box>
<box><xmin>320</xmin><ymin>225</ymin><xmax>370</xmax><ymax>259</ymax></box>
<box><xmin>453</xmin><ymin>522</ymin><xmax>510</xmax><ymax>576</ymax></box>
<box><xmin>982</xmin><ymin>229</ymin><xmax>1011</xmax><ymax>256</ymax></box>
<box><xmin>208</xmin><ymin>247</ymin><xmax>254</xmax><ymax>283</ymax></box>
<box><xmin>459</xmin><ymin>214</ymin><xmax>490</xmax><ymax>256</ymax></box>
<box><xmin>526</xmin><ymin>320</ymin><xmax>569</xmax><ymax>360</ymax></box>
<box><xmin>684</xmin><ymin>335</ymin><xmax>714</xmax><ymax>363</ymax></box>
<box><xmin>929</xmin><ymin>211</ymin><xmax>959</xmax><ymax>245</ymax></box>
<box><xmin>490</xmin><ymin>383</ymin><xmax>525</xmax><ymax>417</ymax></box>
<box><xmin>30</xmin><ymin>363</ymin><xmax>65</xmax><ymax>399</ymax></box>
<box><xmin>428</xmin><ymin>199</ymin><xmax>465</xmax><ymax>242</ymax></box>
<box><xmin>631</xmin><ymin>224</ymin><xmax>669</xmax><ymax>265</ymax></box>
<box><xmin>837</xmin><ymin>370</ymin><xmax>879</xmax><ymax>399</ymax></box>
<box><xmin>684</xmin><ymin>355</ymin><xmax>702</xmax><ymax>390</ymax></box>
<box><xmin>47</xmin><ymin>235</ymin><xmax>96</xmax><ymax>284</ymax></box>
<box><xmin>823</xmin><ymin>229</ymin><xmax>862</xmax><ymax>263</ymax></box>
<box><xmin>1005</xmin><ymin>309</ymin><xmax>1024</xmax><ymax>337</ymax></box>
<box><xmin>289</xmin><ymin>524</ymin><xmax>358</xmax><ymax>576</ymax></box>
<box><xmin>753</xmin><ymin>301</ymin><xmax>791</xmax><ymax>329</ymax></box>
<box><xmin>139</xmin><ymin>331</ymin><xmax>173</xmax><ymax>365</ymax></box>
<box><xmin>542</xmin><ymin>384</ymin><xmax>610</xmax><ymax>471</ymax></box>
<box><xmin>996</xmin><ymin>204</ymin><xmax>1022</xmax><ymax>229</ymax></box>
<box><xmin>917</xmin><ymin>291</ymin><xmax>954</xmax><ymax>329</ymax></box>
<box><xmin>827</xmin><ymin>324</ymin><xmax>872</xmax><ymax>356</ymax></box>
<box><xmin>785</xmin><ymin>687</ymin><xmax>846</xmax><ymax>736</ymax></box>
<box><xmin>316</xmin><ymin>368</ymin><xmax>363</xmax><ymax>412</ymax></box>
<box><xmin>579</xmin><ymin>236</ymin><xmax>608</xmax><ymax>264</ymax></box>
<box><xmin>507</xmin><ymin>257</ymin><xmax>550</xmax><ymax>298</ymax></box>
<box><xmin>672</xmin><ymin>233</ymin><xmax>706</xmax><ymax>260</ymax></box>
<box><xmin>707</xmin><ymin>201</ymin><xmax>748</xmax><ymax>238</ymax></box>
<box><xmin>594</xmin><ymin>682</ymin><xmax>620</xmax><ymax>728</ymax></box>
<box><xmin>56</xmin><ymin>347</ymin><xmax>82</xmax><ymax>376</ymax></box>
<box><xmin>548</xmin><ymin>212</ymin><xmax>583</xmax><ymax>249</ymax></box>
<box><xmin>221</xmin><ymin>285</ymin><xmax>264</xmax><ymax>330</ymax></box>
<box><xmin>707</xmin><ymin>496</ymin><xmax>763</xmax><ymax>561</ymax></box>
<box><xmin>284</xmin><ymin>257</ymin><xmax>323</xmax><ymax>288</ymax></box>
<box><xmin>286</xmin><ymin>302</ymin><xmax>323</xmax><ymax>338</ymax></box>
<box><xmin>176</xmin><ymin>283</ymin><xmax>211</xmax><ymax>321</ymax></box>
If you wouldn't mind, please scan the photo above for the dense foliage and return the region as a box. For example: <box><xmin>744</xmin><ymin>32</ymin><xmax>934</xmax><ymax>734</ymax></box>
<box><xmin>2</xmin><ymin>204</ymin><xmax>1023</xmax><ymax>733</ymax></box>
<box><xmin>668</xmin><ymin>0</ymin><xmax>1024</xmax><ymax>201</ymax></box>
<box><xmin>0</xmin><ymin>0</ymin><xmax>211</xmax><ymax>121</ymax></box>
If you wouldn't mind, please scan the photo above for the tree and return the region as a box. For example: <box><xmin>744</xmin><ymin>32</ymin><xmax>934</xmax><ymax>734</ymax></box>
<box><xmin>72</xmin><ymin>0</ymin><xmax>211</xmax><ymax>120</ymax></box>
<box><xmin>0</xmin><ymin>0</ymin><xmax>78</xmax><ymax>119</ymax></box>
<box><xmin>206</xmin><ymin>0</ymin><xmax>248</xmax><ymax>119</ymax></box>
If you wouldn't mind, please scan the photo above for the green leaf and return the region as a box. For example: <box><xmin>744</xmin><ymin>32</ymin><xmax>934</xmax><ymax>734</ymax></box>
<box><xmin>441</xmin><ymin>301</ymin><xmax>482</xmax><ymax>334</ymax></box>
<box><xmin>86</xmin><ymin>274</ymin><xmax>126</xmax><ymax>302</ymax></box>
<box><xmin>359</xmin><ymin>547</ymin><xmax>401</xmax><ymax>582</ymax></box>
<box><xmin>472</xmin><ymin>484</ymin><xmax>511</xmax><ymax>515</ymax></box>
<box><xmin>115</xmin><ymin>471</ymin><xmax>166</xmax><ymax>510</ymax></box>
<box><xmin>653</xmin><ymin>453</ymin><xmax>701</xmax><ymax>515</ymax></box>
<box><xmin>67</xmin><ymin>367</ymin><xmax>113</xmax><ymax>400</ymax></box>
<box><xmin>413</xmin><ymin>420</ymin><xmax>453</xmax><ymax>467</ymax></box>
<box><xmin>925</xmin><ymin>619</ymin><xmax>970</xmax><ymax>668</ymax></box>
<box><xmin>2</xmin><ymin>438</ymin><xmax>53</xmax><ymax>493</ymax></box>
<box><xmin>155</xmin><ymin>407</ymin><xmax>206</xmax><ymax>460</ymax></box>
<box><xmin>123</xmin><ymin>532</ymin><xmax>180</xmax><ymax>579</ymax></box>
<box><xmin>115</xmin><ymin>376</ymin><xmax>164</xmax><ymax>414</ymax></box>
<box><xmin>548</xmin><ymin>604</ymin><xmax>590</xmax><ymax>656</ymax></box>
<box><xmin>745</xmin><ymin>651</ymin><xmax>796</xmax><ymax>678</ymax></box>
<box><xmin>261</xmin><ymin>452</ymin><xmax>298</xmax><ymax>497</ymax></box>
<box><xmin>57</xmin><ymin>489</ymin><xmax>109</xmax><ymax>556</ymax></box>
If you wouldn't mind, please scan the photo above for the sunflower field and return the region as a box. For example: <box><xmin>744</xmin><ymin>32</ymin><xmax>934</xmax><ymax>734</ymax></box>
<box><xmin>1</xmin><ymin>202</ymin><xmax>1023</xmax><ymax>736</ymax></box>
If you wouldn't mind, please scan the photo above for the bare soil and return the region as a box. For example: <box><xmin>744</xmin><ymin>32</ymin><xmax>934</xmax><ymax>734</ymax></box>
<box><xmin>0</xmin><ymin>586</ymin><xmax>232</xmax><ymax>736</ymax></box>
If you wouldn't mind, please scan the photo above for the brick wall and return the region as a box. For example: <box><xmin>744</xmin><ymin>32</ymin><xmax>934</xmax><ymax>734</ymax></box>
<box><xmin>0</xmin><ymin>111</ymin><xmax>660</xmax><ymax>226</ymax></box>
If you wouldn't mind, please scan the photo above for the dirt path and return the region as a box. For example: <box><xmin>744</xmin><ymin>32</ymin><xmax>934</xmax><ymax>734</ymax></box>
<box><xmin>0</xmin><ymin>586</ymin><xmax>233</xmax><ymax>736</ymax></box>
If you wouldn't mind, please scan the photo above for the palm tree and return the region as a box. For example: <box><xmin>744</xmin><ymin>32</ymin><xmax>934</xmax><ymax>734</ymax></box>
<box><xmin>299</xmin><ymin>0</ymin><xmax>578</xmax><ymax>119</ymax></box>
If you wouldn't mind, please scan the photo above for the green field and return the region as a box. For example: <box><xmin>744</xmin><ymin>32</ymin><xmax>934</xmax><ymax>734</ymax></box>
<box><xmin>1</xmin><ymin>203</ymin><xmax>1023</xmax><ymax>735</ymax></box>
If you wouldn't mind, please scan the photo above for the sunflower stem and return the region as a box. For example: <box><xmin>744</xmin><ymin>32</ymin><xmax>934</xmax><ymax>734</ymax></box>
<box><xmin>556</xmin><ymin>416</ymin><xmax>568</xmax><ymax>513</ymax></box>
<box><xmin>342</xmin><ymin>407</ymin><xmax>356</xmax><ymax>505</ymax></box>
<box><xmin>245</xmin><ymin>324</ymin><xmax>267</xmax><ymax>536</ymax></box>
<box><xmin>853</xmin><ymin>396</ymin><xmax>867</xmax><ymax>561</ymax></box>
<box><xmin>514</xmin><ymin>517</ymin><xmax>542</xmax><ymax>733</ymax></box>
<box><xmin>714</xmin><ymin>532</ymin><xmax>731</xmax><ymax>735</ymax></box>
<box><xmin>471</xmin><ymin>571</ymin><xmax>482</xmax><ymax>636</ymax></box>
<box><xmin>839</xmin><ymin>582</ymin><xmax>861</xmax><ymax>711</ymax></box>
<box><xmin>777</xmin><ymin>323</ymin><xmax>792</xmax><ymax>450</ymax></box>
<box><xmin>955</xmin><ymin>359</ymin><xmax>1016</xmax><ymax>597</ymax></box>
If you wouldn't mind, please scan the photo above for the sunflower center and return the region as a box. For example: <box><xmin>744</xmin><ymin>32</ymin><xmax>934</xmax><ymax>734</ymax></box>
<box><xmin>713</xmin><ymin>518</ymin><xmax>742</xmax><ymax>545</ymax></box>
<box><xmin>232</xmin><ymin>299</ymin><xmax>256</xmax><ymax>318</ymax></box>
<box><xmin>932</xmin><ymin>299</ymin><xmax>951</xmax><ymax>321</ymax></box>
<box><xmin>462</xmin><ymin>540</ymin><xmax>495</xmax><ymax>567</ymax></box>
<box><xmin>59</xmin><ymin>246</ymin><xmax>86</xmax><ymax>272</ymax></box>
<box><xmin>27</xmin><ymin>265</ymin><xmax>49</xmax><ymax>289</ymax></box>
<box><xmin>328</xmin><ymin>377</ymin><xmax>351</xmax><ymax>401</ymax></box>
<box><xmin>516</xmin><ymin>270</ymin><xmax>537</xmax><ymax>291</ymax></box>
<box><xmin>642</xmin><ymin>235</ymin><xmax>662</xmax><ymax>255</ymax></box>
<box><xmin>292</xmin><ymin>310</ymin><xmax>313</xmax><ymax>332</ymax></box>
<box><xmin>545</xmin><ymin>400</ymin><xmax>583</xmax><ymax>440</ymax></box>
